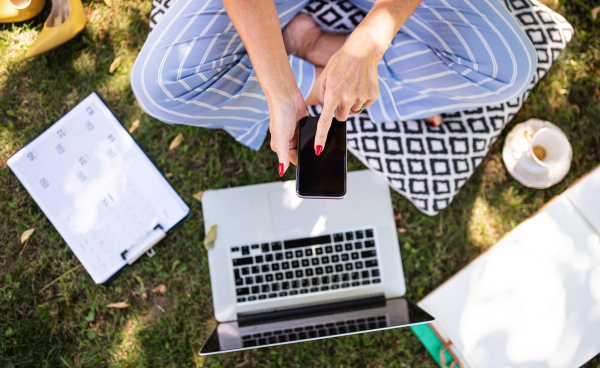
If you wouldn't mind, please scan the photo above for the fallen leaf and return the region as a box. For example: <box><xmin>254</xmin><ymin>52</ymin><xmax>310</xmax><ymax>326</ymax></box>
<box><xmin>205</xmin><ymin>317</ymin><xmax>217</xmax><ymax>331</ymax></box>
<box><xmin>152</xmin><ymin>284</ymin><xmax>167</xmax><ymax>294</ymax></box>
<box><xmin>129</xmin><ymin>119</ymin><xmax>140</xmax><ymax>133</ymax></box>
<box><xmin>169</xmin><ymin>133</ymin><xmax>183</xmax><ymax>150</ymax></box>
<box><xmin>20</xmin><ymin>228</ymin><xmax>35</xmax><ymax>244</ymax></box>
<box><xmin>393</xmin><ymin>213</ymin><xmax>402</xmax><ymax>221</ymax></box>
<box><xmin>141</xmin><ymin>293</ymin><xmax>148</xmax><ymax>300</ymax></box>
<box><xmin>537</xmin><ymin>0</ymin><xmax>558</xmax><ymax>10</ymax></box>
<box><xmin>134</xmin><ymin>275</ymin><xmax>145</xmax><ymax>294</ymax></box>
<box><xmin>204</xmin><ymin>224</ymin><xmax>217</xmax><ymax>250</ymax></box>
<box><xmin>103</xmin><ymin>0</ymin><xmax>112</xmax><ymax>7</ymax></box>
<box><xmin>165</xmin><ymin>173</ymin><xmax>173</xmax><ymax>178</ymax></box>
<box><xmin>193</xmin><ymin>191</ymin><xmax>204</xmax><ymax>202</ymax></box>
<box><xmin>592</xmin><ymin>6</ymin><xmax>600</xmax><ymax>20</ymax></box>
<box><xmin>398</xmin><ymin>228</ymin><xmax>407</xmax><ymax>233</ymax></box>
<box><xmin>109</xmin><ymin>56</ymin><xmax>122</xmax><ymax>74</ymax></box>
<box><xmin>559</xmin><ymin>88</ymin><xmax>568</xmax><ymax>95</ymax></box>
<box><xmin>106</xmin><ymin>302</ymin><xmax>129</xmax><ymax>309</ymax></box>
<box><xmin>193</xmin><ymin>346</ymin><xmax>207</xmax><ymax>368</ymax></box>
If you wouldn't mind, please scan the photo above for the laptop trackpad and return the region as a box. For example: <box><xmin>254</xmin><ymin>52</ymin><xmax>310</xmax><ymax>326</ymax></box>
<box><xmin>268</xmin><ymin>189</ymin><xmax>328</xmax><ymax>232</ymax></box>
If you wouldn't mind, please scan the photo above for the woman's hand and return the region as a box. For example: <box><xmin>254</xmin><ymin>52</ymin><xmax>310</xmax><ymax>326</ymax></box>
<box><xmin>313</xmin><ymin>0</ymin><xmax>423</xmax><ymax>154</ymax></box>
<box><xmin>268</xmin><ymin>87</ymin><xmax>308</xmax><ymax>176</ymax></box>
<box><xmin>314</xmin><ymin>31</ymin><xmax>383</xmax><ymax>154</ymax></box>
<box><xmin>222</xmin><ymin>0</ymin><xmax>310</xmax><ymax>177</ymax></box>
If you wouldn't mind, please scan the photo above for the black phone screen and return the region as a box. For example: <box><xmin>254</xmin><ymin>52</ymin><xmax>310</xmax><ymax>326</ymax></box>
<box><xmin>296</xmin><ymin>116</ymin><xmax>347</xmax><ymax>198</ymax></box>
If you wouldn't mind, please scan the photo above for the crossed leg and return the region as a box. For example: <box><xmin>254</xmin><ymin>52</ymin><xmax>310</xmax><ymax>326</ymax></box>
<box><xmin>285</xmin><ymin>0</ymin><xmax>536</xmax><ymax>126</ymax></box>
<box><xmin>282</xmin><ymin>13</ymin><xmax>443</xmax><ymax>126</ymax></box>
<box><xmin>131</xmin><ymin>0</ymin><xmax>535</xmax><ymax>149</ymax></box>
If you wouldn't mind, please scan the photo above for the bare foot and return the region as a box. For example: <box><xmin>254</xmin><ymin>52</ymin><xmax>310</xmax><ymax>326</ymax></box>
<box><xmin>282</xmin><ymin>13</ymin><xmax>322</xmax><ymax>60</ymax></box>
<box><xmin>46</xmin><ymin>0</ymin><xmax>71</xmax><ymax>27</ymax></box>
<box><xmin>424</xmin><ymin>114</ymin><xmax>442</xmax><ymax>127</ymax></box>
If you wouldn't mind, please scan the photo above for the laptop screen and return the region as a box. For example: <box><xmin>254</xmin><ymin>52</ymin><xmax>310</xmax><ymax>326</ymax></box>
<box><xmin>200</xmin><ymin>296</ymin><xmax>433</xmax><ymax>355</ymax></box>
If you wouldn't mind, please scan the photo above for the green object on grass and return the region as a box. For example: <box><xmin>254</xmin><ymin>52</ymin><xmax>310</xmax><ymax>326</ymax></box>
<box><xmin>204</xmin><ymin>224</ymin><xmax>217</xmax><ymax>250</ymax></box>
<box><xmin>410</xmin><ymin>324</ymin><xmax>456</xmax><ymax>368</ymax></box>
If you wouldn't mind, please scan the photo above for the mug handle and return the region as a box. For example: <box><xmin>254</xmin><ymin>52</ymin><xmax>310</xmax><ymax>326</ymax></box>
<box><xmin>524</xmin><ymin>130</ymin><xmax>533</xmax><ymax>143</ymax></box>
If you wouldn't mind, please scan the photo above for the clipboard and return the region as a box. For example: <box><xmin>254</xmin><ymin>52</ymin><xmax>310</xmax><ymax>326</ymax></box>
<box><xmin>7</xmin><ymin>92</ymin><xmax>192</xmax><ymax>284</ymax></box>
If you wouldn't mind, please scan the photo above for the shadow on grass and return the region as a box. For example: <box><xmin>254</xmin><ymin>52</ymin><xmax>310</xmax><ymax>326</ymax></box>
<box><xmin>2</xmin><ymin>0</ymin><xmax>600</xmax><ymax>366</ymax></box>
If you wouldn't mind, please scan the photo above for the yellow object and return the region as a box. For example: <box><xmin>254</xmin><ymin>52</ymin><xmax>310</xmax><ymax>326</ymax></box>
<box><xmin>0</xmin><ymin>0</ymin><xmax>45</xmax><ymax>23</ymax></box>
<box><xmin>25</xmin><ymin>0</ymin><xmax>86</xmax><ymax>58</ymax></box>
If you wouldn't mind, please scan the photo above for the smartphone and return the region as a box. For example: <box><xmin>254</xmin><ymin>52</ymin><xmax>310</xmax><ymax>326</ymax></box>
<box><xmin>296</xmin><ymin>115</ymin><xmax>347</xmax><ymax>199</ymax></box>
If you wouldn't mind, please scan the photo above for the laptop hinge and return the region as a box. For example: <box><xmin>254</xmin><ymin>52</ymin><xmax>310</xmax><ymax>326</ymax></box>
<box><xmin>237</xmin><ymin>294</ymin><xmax>386</xmax><ymax>327</ymax></box>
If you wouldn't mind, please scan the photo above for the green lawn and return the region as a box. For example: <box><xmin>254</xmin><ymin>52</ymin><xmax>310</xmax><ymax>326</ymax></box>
<box><xmin>1</xmin><ymin>0</ymin><xmax>600</xmax><ymax>367</ymax></box>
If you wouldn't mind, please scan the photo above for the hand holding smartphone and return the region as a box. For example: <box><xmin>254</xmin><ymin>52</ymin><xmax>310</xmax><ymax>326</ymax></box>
<box><xmin>296</xmin><ymin>115</ymin><xmax>347</xmax><ymax>199</ymax></box>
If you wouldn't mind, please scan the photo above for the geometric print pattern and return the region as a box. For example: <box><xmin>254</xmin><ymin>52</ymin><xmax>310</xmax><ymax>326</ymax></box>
<box><xmin>148</xmin><ymin>0</ymin><xmax>574</xmax><ymax>216</ymax></box>
<box><xmin>149</xmin><ymin>0</ymin><xmax>175</xmax><ymax>33</ymax></box>
<box><xmin>301</xmin><ymin>0</ymin><xmax>366</xmax><ymax>34</ymax></box>
<box><xmin>305</xmin><ymin>0</ymin><xmax>574</xmax><ymax>215</ymax></box>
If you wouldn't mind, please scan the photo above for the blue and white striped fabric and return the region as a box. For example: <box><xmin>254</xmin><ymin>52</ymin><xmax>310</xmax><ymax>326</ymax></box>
<box><xmin>130</xmin><ymin>0</ymin><xmax>536</xmax><ymax>151</ymax></box>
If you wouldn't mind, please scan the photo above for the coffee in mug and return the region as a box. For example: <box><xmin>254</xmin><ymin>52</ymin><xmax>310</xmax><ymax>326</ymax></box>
<box><xmin>532</xmin><ymin>145</ymin><xmax>546</xmax><ymax>162</ymax></box>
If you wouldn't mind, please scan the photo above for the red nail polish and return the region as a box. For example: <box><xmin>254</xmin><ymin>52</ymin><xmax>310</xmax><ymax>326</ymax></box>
<box><xmin>278</xmin><ymin>163</ymin><xmax>284</xmax><ymax>177</ymax></box>
<box><xmin>315</xmin><ymin>145</ymin><xmax>323</xmax><ymax>156</ymax></box>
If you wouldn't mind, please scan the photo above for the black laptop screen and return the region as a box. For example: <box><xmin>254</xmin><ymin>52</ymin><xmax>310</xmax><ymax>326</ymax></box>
<box><xmin>200</xmin><ymin>297</ymin><xmax>434</xmax><ymax>355</ymax></box>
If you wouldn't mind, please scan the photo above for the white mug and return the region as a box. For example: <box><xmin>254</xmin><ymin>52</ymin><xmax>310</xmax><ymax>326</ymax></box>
<box><xmin>524</xmin><ymin>128</ymin><xmax>570</xmax><ymax>170</ymax></box>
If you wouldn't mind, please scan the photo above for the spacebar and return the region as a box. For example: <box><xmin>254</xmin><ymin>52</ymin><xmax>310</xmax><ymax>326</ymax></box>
<box><xmin>284</xmin><ymin>235</ymin><xmax>332</xmax><ymax>249</ymax></box>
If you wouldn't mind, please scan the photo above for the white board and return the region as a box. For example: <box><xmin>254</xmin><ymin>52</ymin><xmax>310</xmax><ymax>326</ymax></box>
<box><xmin>419</xmin><ymin>174</ymin><xmax>600</xmax><ymax>368</ymax></box>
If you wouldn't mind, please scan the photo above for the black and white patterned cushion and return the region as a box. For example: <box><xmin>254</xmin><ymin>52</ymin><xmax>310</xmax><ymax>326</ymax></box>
<box><xmin>148</xmin><ymin>0</ymin><xmax>574</xmax><ymax>215</ymax></box>
<box><xmin>149</xmin><ymin>0</ymin><xmax>175</xmax><ymax>32</ymax></box>
<box><xmin>300</xmin><ymin>0</ymin><xmax>366</xmax><ymax>33</ymax></box>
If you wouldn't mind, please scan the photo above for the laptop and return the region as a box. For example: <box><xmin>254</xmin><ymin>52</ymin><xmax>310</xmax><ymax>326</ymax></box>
<box><xmin>200</xmin><ymin>170</ymin><xmax>434</xmax><ymax>355</ymax></box>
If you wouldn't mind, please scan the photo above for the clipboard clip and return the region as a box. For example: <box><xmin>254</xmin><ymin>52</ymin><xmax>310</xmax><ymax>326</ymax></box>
<box><xmin>120</xmin><ymin>224</ymin><xmax>165</xmax><ymax>265</ymax></box>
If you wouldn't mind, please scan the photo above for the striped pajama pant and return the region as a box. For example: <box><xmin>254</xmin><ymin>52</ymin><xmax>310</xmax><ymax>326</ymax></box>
<box><xmin>130</xmin><ymin>0</ymin><xmax>537</xmax><ymax>151</ymax></box>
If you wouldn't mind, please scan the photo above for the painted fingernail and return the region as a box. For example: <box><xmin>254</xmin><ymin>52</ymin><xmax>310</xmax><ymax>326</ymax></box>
<box><xmin>278</xmin><ymin>163</ymin><xmax>284</xmax><ymax>177</ymax></box>
<box><xmin>315</xmin><ymin>145</ymin><xmax>323</xmax><ymax>156</ymax></box>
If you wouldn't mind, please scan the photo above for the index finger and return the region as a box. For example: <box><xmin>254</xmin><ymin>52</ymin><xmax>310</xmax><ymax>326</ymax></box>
<box><xmin>314</xmin><ymin>93</ymin><xmax>337</xmax><ymax>156</ymax></box>
<box><xmin>276</xmin><ymin>132</ymin><xmax>291</xmax><ymax>177</ymax></box>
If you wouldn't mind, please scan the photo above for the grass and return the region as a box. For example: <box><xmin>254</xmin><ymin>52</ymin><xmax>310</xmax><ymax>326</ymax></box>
<box><xmin>1</xmin><ymin>0</ymin><xmax>600</xmax><ymax>367</ymax></box>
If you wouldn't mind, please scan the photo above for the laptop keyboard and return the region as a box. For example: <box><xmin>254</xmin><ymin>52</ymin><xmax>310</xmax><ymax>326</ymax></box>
<box><xmin>231</xmin><ymin>228</ymin><xmax>382</xmax><ymax>303</ymax></box>
<box><xmin>241</xmin><ymin>315</ymin><xmax>389</xmax><ymax>347</ymax></box>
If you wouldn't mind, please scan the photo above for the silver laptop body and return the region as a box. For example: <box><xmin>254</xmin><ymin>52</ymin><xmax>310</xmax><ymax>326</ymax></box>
<box><xmin>200</xmin><ymin>170</ymin><xmax>434</xmax><ymax>354</ymax></box>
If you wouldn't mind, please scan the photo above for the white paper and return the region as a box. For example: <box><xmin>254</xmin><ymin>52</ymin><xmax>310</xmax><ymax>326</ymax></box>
<box><xmin>419</xmin><ymin>194</ymin><xmax>600</xmax><ymax>368</ymax></box>
<box><xmin>8</xmin><ymin>93</ymin><xmax>189</xmax><ymax>284</ymax></box>
<box><xmin>566</xmin><ymin>165</ymin><xmax>600</xmax><ymax>235</ymax></box>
